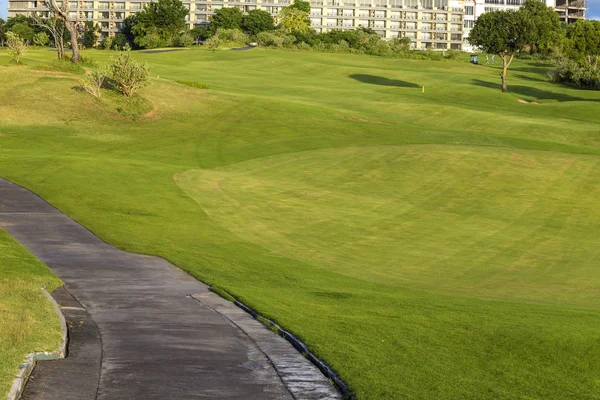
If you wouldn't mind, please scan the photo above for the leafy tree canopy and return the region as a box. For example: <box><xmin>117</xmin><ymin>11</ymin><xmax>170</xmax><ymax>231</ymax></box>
<box><xmin>565</xmin><ymin>20</ymin><xmax>600</xmax><ymax>59</ymax></box>
<box><xmin>469</xmin><ymin>9</ymin><xmax>533</xmax><ymax>92</ymax></box>
<box><xmin>520</xmin><ymin>0</ymin><xmax>561</xmax><ymax>54</ymax></box>
<box><xmin>133</xmin><ymin>0</ymin><xmax>188</xmax><ymax>39</ymax></box>
<box><xmin>278</xmin><ymin>6</ymin><xmax>310</xmax><ymax>33</ymax></box>
<box><xmin>241</xmin><ymin>9</ymin><xmax>274</xmax><ymax>35</ymax></box>
<box><xmin>210</xmin><ymin>7</ymin><xmax>243</xmax><ymax>32</ymax></box>
<box><xmin>9</xmin><ymin>22</ymin><xmax>35</xmax><ymax>42</ymax></box>
<box><xmin>289</xmin><ymin>0</ymin><xmax>311</xmax><ymax>13</ymax></box>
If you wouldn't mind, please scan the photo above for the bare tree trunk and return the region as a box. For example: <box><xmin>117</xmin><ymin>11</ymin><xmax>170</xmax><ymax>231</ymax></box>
<box><xmin>43</xmin><ymin>0</ymin><xmax>81</xmax><ymax>63</ymax></box>
<box><xmin>66</xmin><ymin>23</ymin><xmax>80</xmax><ymax>63</ymax></box>
<box><xmin>499</xmin><ymin>53</ymin><xmax>514</xmax><ymax>93</ymax></box>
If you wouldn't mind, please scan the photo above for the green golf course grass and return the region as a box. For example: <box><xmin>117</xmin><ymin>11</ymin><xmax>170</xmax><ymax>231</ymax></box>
<box><xmin>0</xmin><ymin>229</ymin><xmax>62</xmax><ymax>397</ymax></box>
<box><xmin>1</xmin><ymin>47</ymin><xmax>599</xmax><ymax>399</ymax></box>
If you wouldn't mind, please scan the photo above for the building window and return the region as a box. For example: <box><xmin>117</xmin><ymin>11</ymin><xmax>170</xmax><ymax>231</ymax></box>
<box><xmin>465</xmin><ymin>5</ymin><xmax>473</xmax><ymax>15</ymax></box>
<box><xmin>463</xmin><ymin>19</ymin><xmax>474</xmax><ymax>28</ymax></box>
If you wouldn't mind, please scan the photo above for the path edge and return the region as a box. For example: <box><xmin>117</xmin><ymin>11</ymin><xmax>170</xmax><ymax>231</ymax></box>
<box><xmin>6</xmin><ymin>287</ymin><xmax>68</xmax><ymax>400</ymax></box>
<box><xmin>208</xmin><ymin>287</ymin><xmax>355</xmax><ymax>400</ymax></box>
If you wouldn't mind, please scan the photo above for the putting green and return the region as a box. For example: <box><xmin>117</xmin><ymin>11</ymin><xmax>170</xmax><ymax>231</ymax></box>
<box><xmin>176</xmin><ymin>145</ymin><xmax>600</xmax><ymax>307</ymax></box>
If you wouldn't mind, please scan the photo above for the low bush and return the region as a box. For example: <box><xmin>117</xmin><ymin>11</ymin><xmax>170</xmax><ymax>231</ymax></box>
<box><xmin>6</xmin><ymin>32</ymin><xmax>27</xmax><ymax>64</ymax></box>
<box><xmin>135</xmin><ymin>33</ymin><xmax>168</xmax><ymax>50</ymax></box>
<box><xmin>81</xmin><ymin>70</ymin><xmax>106</xmax><ymax>99</ymax></box>
<box><xmin>204</xmin><ymin>36</ymin><xmax>221</xmax><ymax>50</ymax></box>
<box><xmin>107</xmin><ymin>51</ymin><xmax>150</xmax><ymax>97</ymax></box>
<box><xmin>549</xmin><ymin>56</ymin><xmax>600</xmax><ymax>90</ymax></box>
<box><xmin>171</xmin><ymin>32</ymin><xmax>194</xmax><ymax>47</ymax></box>
<box><xmin>177</xmin><ymin>80</ymin><xmax>209</xmax><ymax>89</ymax></box>
<box><xmin>102</xmin><ymin>36</ymin><xmax>114</xmax><ymax>50</ymax></box>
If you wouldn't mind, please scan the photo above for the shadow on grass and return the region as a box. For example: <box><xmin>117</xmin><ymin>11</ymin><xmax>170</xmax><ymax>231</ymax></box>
<box><xmin>471</xmin><ymin>79</ymin><xmax>599</xmax><ymax>102</ymax></box>
<box><xmin>350</xmin><ymin>74</ymin><xmax>420</xmax><ymax>88</ymax></box>
<box><xmin>514</xmin><ymin>74</ymin><xmax>547</xmax><ymax>83</ymax></box>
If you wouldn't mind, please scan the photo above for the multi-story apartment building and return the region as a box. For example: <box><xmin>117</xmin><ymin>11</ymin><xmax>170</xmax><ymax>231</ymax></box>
<box><xmin>6</xmin><ymin>0</ymin><xmax>585</xmax><ymax>51</ymax></box>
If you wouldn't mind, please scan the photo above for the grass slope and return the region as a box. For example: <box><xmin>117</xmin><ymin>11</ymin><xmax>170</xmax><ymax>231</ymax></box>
<box><xmin>0</xmin><ymin>48</ymin><xmax>599</xmax><ymax>399</ymax></box>
<box><xmin>0</xmin><ymin>229</ymin><xmax>62</xmax><ymax>397</ymax></box>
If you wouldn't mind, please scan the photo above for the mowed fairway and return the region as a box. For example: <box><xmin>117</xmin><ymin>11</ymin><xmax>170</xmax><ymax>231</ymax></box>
<box><xmin>0</xmin><ymin>48</ymin><xmax>600</xmax><ymax>399</ymax></box>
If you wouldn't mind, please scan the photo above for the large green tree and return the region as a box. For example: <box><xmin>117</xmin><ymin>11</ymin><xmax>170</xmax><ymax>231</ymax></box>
<box><xmin>278</xmin><ymin>6</ymin><xmax>310</xmax><ymax>33</ymax></box>
<box><xmin>0</xmin><ymin>18</ymin><xmax>6</xmax><ymax>47</ymax></box>
<box><xmin>565</xmin><ymin>20</ymin><xmax>600</xmax><ymax>59</ymax></box>
<box><xmin>133</xmin><ymin>0</ymin><xmax>188</xmax><ymax>44</ymax></box>
<box><xmin>520</xmin><ymin>0</ymin><xmax>561</xmax><ymax>55</ymax></box>
<box><xmin>289</xmin><ymin>0</ymin><xmax>311</xmax><ymax>13</ymax></box>
<box><xmin>210</xmin><ymin>8</ymin><xmax>243</xmax><ymax>32</ymax></box>
<box><xmin>241</xmin><ymin>9</ymin><xmax>274</xmax><ymax>35</ymax></box>
<box><xmin>9</xmin><ymin>22</ymin><xmax>35</xmax><ymax>44</ymax></box>
<box><xmin>469</xmin><ymin>10</ymin><xmax>532</xmax><ymax>92</ymax></box>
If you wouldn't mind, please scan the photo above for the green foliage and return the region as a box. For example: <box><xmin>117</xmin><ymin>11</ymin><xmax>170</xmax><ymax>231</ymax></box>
<box><xmin>0</xmin><ymin>18</ymin><xmax>6</xmax><ymax>45</ymax></box>
<box><xmin>33</xmin><ymin>31</ymin><xmax>49</xmax><ymax>47</ymax></box>
<box><xmin>131</xmin><ymin>0</ymin><xmax>188</xmax><ymax>48</ymax></box>
<box><xmin>278</xmin><ymin>7</ymin><xmax>311</xmax><ymax>33</ymax></box>
<box><xmin>135</xmin><ymin>33</ymin><xmax>167</xmax><ymax>49</ymax></box>
<box><xmin>107</xmin><ymin>51</ymin><xmax>150</xmax><ymax>97</ymax></box>
<box><xmin>9</xmin><ymin>22</ymin><xmax>34</xmax><ymax>43</ymax></box>
<box><xmin>6</xmin><ymin>32</ymin><xmax>27</xmax><ymax>63</ymax></box>
<box><xmin>102</xmin><ymin>36</ymin><xmax>114</xmax><ymax>50</ymax></box>
<box><xmin>520</xmin><ymin>0</ymin><xmax>561</xmax><ymax>55</ymax></box>
<box><xmin>171</xmin><ymin>32</ymin><xmax>194</xmax><ymax>47</ymax></box>
<box><xmin>177</xmin><ymin>80</ymin><xmax>209</xmax><ymax>89</ymax></box>
<box><xmin>203</xmin><ymin>35</ymin><xmax>221</xmax><ymax>50</ymax></box>
<box><xmin>190</xmin><ymin>25</ymin><xmax>211</xmax><ymax>42</ymax></box>
<box><xmin>469</xmin><ymin>10</ymin><xmax>530</xmax><ymax>56</ymax></box>
<box><xmin>564</xmin><ymin>20</ymin><xmax>600</xmax><ymax>60</ymax></box>
<box><xmin>289</xmin><ymin>0</ymin><xmax>311</xmax><ymax>13</ymax></box>
<box><xmin>241</xmin><ymin>9</ymin><xmax>275</xmax><ymax>35</ymax></box>
<box><xmin>210</xmin><ymin>7</ymin><xmax>243</xmax><ymax>32</ymax></box>
<box><xmin>82</xmin><ymin>21</ymin><xmax>101</xmax><ymax>48</ymax></box>
<box><xmin>204</xmin><ymin>28</ymin><xmax>249</xmax><ymax>48</ymax></box>
<box><xmin>256</xmin><ymin>30</ymin><xmax>294</xmax><ymax>47</ymax></box>
<box><xmin>549</xmin><ymin>56</ymin><xmax>600</xmax><ymax>90</ymax></box>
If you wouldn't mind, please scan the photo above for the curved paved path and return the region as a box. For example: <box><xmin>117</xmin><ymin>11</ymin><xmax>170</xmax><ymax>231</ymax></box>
<box><xmin>0</xmin><ymin>178</ymin><xmax>340</xmax><ymax>400</ymax></box>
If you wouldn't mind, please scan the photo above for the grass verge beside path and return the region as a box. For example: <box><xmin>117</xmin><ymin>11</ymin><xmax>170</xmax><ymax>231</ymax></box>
<box><xmin>0</xmin><ymin>48</ymin><xmax>599</xmax><ymax>399</ymax></box>
<box><xmin>0</xmin><ymin>229</ymin><xmax>62</xmax><ymax>398</ymax></box>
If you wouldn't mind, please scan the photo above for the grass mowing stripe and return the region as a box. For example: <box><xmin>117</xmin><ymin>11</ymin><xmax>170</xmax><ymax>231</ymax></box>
<box><xmin>0</xmin><ymin>47</ymin><xmax>599</xmax><ymax>399</ymax></box>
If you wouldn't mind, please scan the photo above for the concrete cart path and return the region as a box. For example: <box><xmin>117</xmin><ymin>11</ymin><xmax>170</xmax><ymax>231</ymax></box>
<box><xmin>0</xmin><ymin>177</ymin><xmax>337</xmax><ymax>400</ymax></box>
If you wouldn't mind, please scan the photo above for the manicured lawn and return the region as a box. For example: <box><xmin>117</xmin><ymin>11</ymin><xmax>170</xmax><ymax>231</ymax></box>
<box><xmin>0</xmin><ymin>47</ymin><xmax>599</xmax><ymax>399</ymax></box>
<box><xmin>0</xmin><ymin>229</ymin><xmax>62</xmax><ymax>397</ymax></box>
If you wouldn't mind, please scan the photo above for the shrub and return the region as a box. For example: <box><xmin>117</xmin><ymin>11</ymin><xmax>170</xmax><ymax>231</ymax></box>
<box><xmin>81</xmin><ymin>70</ymin><xmax>106</xmax><ymax>99</ymax></box>
<box><xmin>102</xmin><ymin>36</ymin><xmax>114</xmax><ymax>50</ymax></box>
<box><xmin>296</xmin><ymin>41</ymin><xmax>311</xmax><ymax>51</ymax></box>
<box><xmin>33</xmin><ymin>32</ymin><xmax>50</xmax><ymax>47</ymax></box>
<box><xmin>172</xmin><ymin>32</ymin><xmax>194</xmax><ymax>47</ymax></box>
<box><xmin>177</xmin><ymin>80</ymin><xmax>209</xmax><ymax>89</ymax></box>
<box><xmin>107</xmin><ymin>51</ymin><xmax>151</xmax><ymax>97</ymax></box>
<box><xmin>389</xmin><ymin>37</ymin><xmax>412</xmax><ymax>53</ymax></box>
<box><xmin>204</xmin><ymin>36</ymin><xmax>222</xmax><ymax>50</ymax></box>
<box><xmin>6</xmin><ymin>32</ymin><xmax>27</xmax><ymax>63</ymax></box>
<box><xmin>256</xmin><ymin>31</ymin><xmax>285</xmax><ymax>47</ymax></box>
<box><xmin>135</xmin><ymin>33</ymin><xmax>167</xmax><ymax>49</ymax></box>
<box><xmin>550</xmin><ymin>56</ymin><xmax>600</xmax><ymax>90</ymax></box>
<box><xmin>443</xmin><ymin>49</ymin><xmax>462</xmax><ymax>60</ymax></box>
<box><xmin>214</xmin><ymin>28</ymin><xmax>249</xmax><ymax>44</ymax></box>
